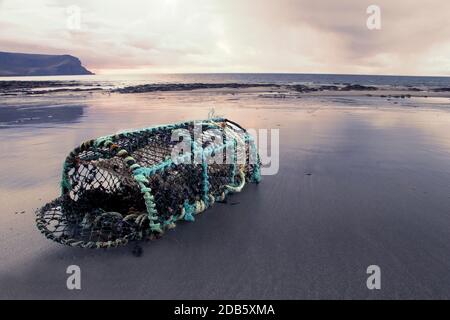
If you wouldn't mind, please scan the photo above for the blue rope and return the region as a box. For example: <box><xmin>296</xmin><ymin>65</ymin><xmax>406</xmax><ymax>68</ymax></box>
<box><xmin>183</xmin><ymin>200</ymin><xmax>196</xmax><ymax>222</ymax></box>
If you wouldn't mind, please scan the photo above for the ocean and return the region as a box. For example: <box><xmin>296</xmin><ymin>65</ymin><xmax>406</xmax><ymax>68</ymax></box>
<box><xmin>1</xmin><ymin>73</ymin><xmax>450</xmax><ymax>91</ymax></box>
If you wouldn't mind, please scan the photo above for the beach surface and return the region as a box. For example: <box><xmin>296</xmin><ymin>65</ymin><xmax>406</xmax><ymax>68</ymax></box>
<box><xmin>1</xmin><ymin>86</ymin><xmax>450</xmax><ymax>299</ymax></box>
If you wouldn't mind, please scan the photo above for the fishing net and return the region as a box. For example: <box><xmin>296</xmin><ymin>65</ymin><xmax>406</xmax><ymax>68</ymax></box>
<box><xmin>36</xmin><ymin>118</ymin><xmax>261</xmax><ymax>249</ymax></box>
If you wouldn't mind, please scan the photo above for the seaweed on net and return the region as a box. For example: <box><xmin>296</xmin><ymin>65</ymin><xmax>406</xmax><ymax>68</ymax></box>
<box><xmin>36</xmin><ymin>118</ymin><xmax>261</xmax><ymax>249</ymax></box>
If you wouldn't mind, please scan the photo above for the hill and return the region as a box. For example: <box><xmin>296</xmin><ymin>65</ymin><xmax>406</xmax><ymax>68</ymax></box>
<box><xmin>0</xmin><ymin>52</ymin><xmax>93</xmax><ymax>76</ymax></box>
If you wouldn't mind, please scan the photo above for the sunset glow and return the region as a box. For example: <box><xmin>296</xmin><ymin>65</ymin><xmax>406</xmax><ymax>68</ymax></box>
<box><xmin>1</xmin><ymin>0</ymin><xmax>450</xmax><ymax>75</ymax></box>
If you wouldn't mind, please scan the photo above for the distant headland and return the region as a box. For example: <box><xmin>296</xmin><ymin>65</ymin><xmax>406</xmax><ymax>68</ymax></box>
<box><xmin>0</xmin><ymin>51</ymin><xmax>93</xmax><ymax>76</ymax></box>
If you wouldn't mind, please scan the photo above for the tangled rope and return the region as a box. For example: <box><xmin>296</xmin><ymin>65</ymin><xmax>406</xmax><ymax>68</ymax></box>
<box><xmin>36</xmin><ymin>118</ymin><xmax>261</xmax><ymax>249</ymax></box>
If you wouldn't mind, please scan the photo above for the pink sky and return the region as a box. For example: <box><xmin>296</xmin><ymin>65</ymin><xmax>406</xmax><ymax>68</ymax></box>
<box><xmin>1</xmin><ymin>0</ymin><xmax>450</xmax><ymax>75</ymax></box>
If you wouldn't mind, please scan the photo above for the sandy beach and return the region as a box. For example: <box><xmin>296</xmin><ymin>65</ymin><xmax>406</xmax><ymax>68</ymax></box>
<box><xmin>1</xmin><ymin>86</ymin><xmax>450</xmax><ymax>299</ymax></box>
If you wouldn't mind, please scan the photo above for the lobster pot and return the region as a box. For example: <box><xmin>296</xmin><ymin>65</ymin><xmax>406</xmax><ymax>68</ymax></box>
<box><xmin>36</xmin><ymin>118</ymin><xmax>261</xmax><ymax>249</ymax></box>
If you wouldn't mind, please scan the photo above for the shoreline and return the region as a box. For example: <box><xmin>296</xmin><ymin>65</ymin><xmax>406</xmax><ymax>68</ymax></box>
<box><xmin>2</xmin><ymin>80</ymin><xmax>450</xmax><ymax>98</ymax></box>
<box><xmin>1</xmin><ymin>86</ymin><xmax>450</xmax><ymax>128</ymax></box>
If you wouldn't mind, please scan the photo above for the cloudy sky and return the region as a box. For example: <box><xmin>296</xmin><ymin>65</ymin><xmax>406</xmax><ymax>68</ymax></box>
<box><xmin>1</xmin><ymin>0</ymin><xmax>449</xmax><ymax>75</ymax></box>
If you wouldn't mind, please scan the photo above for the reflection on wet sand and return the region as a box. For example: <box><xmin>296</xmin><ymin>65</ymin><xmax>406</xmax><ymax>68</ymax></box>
<box><xmin>0</xmin><ymin>104</ymin><xmax>85</xmax><ymax>127</ymax></box>
<box><xmin>0</xmin><ymin>89</ymin><xmax>450</xmax><ymax>299</ymax></box>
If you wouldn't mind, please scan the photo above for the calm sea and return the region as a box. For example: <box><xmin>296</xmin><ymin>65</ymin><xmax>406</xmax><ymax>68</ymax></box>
<box><xmin>1</xmin><ymin>73</ymin><xmax>450</xmax><ymax>90</ymax></box>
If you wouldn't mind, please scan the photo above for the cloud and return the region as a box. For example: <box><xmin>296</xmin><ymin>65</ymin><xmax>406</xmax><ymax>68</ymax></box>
<box><xmin>1</xmin><ymin>0</ymin><xmax>450</xmax><ymax>75</ymax></box>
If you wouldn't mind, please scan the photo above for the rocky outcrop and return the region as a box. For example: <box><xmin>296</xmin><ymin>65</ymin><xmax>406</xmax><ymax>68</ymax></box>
<box><xmin>113</xmin><ymin>83</ymin><xmax>276</xmax><ymax>93</ymax></box>
<box><xmin>0</xmin><ymin>52</ymin><xmax>93</xmax><ymax>76</ymax></box>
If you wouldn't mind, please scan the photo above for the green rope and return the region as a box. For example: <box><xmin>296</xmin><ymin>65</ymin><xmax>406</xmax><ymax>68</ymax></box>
<box><xmin>40</xmin><ymin>118</ymin><xmax>262</xmax><ymax>249</ymax></box>
<box><xmin>226</xmin><ymin>168</ymin><xmax>246</xmax><ymax>193</ymax></box>
<box><xmin>183</xmin><ymin>200</ymin><xmax>197</xmax><ymax>222</ymax></box>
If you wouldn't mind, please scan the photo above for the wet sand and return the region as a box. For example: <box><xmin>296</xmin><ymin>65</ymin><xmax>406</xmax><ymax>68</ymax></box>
<box><xmin>1</xmin><ymin>89</ymin><xmax>450</xmax><ymax>299</ymax></box>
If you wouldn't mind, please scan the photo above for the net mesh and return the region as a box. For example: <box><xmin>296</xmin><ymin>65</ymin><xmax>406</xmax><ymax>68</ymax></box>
<box><xmin>36</xmin><ymin>118</ymin><xmax>261</xmax><ymax>249</ymax></box>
